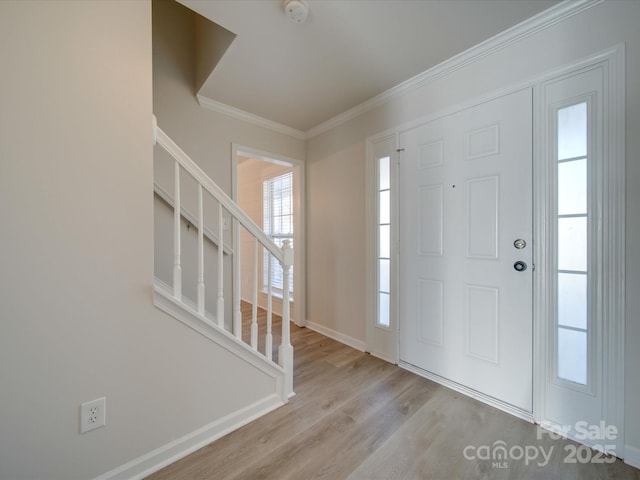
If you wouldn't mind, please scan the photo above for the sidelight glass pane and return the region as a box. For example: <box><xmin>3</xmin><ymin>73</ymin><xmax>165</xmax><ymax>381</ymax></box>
<box><xmin>555</xmin><ymin>100</ymin><xmax>589</xmax><ymax>389</ymax></box>
<box><xmin>558</xmin><ymin>273</ymin><xmax>587</xmax><ymax>330</ymax></box>
<box><xmin>379</xmin><ymin>156</ymin><xmax>390</xmax><ymax>190</ymax></box>
<box><xmin>558</xmin><ymin>216</ymin><xmax>587</xmax><ymax>271</ymax></box>
<box><xmin>558</xmin><ymin>159</ymin><xmax>587</xmax><ymax>215</ymax></box>
<box><xmin>377</xmin><ymin>153</ymin><xmax>392</xmax><ymax>329</ymax></box>
<box><xmin>558</xmin><ymin>328</ymin><xmax>587</xmax><ymax>384</ymax></box>
<box><xmin>379</xmin><ymin>259</ymin><xmax>390</xmax><ymax>293</ymax></box>
<box><xmin>558</xmin><ymin>103</ymin><xmax>587</xmax><ymax>160</ymax></box>
<box><xmin>379</xmin><ymin>190</ymin><xmax>390</xmax><ymax>224</ymax></box>
<box><xmin>379</xmin><ymin>225</ymin><xmax>390</xmax><ymax>258</ymax></box>
<box><xmin>378</xmin><ymin>292</ymin><xmax>390</xmax><ymax>327</ymax></box>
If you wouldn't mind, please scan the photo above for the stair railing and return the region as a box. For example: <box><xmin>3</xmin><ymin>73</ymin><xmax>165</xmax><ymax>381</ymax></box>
<box><xmin>153</xmin><ymin>117</ymin><xmax>293</xmax><ymax>397</ymax></box>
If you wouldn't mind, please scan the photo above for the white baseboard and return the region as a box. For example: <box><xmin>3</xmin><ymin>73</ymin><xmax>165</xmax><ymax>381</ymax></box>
<box><xmin>625</xmin><ymin>445</ymin><xmax>640</xmax><ymax>469</ymax></box>
<box><xmin>305</xmin><ymin>320</ymin><xmax>366</xmax><ymax>352</ymax></box>
<box><xmin>399</xmin><ymin>361</ymin><xmax>534</xmax><ymax>423</ymax></box>
<box><xmin>94</xmin><ymin>394</ymin><xmax>284</xmax><ymax>480</ymax></box>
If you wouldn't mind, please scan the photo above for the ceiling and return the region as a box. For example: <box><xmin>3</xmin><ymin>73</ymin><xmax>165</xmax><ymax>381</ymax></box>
<box><xmin>181</xmin><ymin>0</ymin><xmax>560</xmax><ymax>133</ymax></box>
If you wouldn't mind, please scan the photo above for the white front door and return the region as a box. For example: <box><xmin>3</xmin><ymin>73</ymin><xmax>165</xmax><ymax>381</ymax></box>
<box><xmin>399</xmin><ymin>88</ymin><xmax>533</xmax><ymax>414</ymax></box>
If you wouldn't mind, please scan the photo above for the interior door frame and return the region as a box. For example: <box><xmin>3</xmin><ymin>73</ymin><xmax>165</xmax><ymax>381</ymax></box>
<box><xmin>365</xmin><ymin>44</ymin><xmax>625</xmax><ymax>448</ymax></box>
<box><xmin>231</xmin><ymin>143</ymin><xmax>306</xmax><ymax>328</ymax></box>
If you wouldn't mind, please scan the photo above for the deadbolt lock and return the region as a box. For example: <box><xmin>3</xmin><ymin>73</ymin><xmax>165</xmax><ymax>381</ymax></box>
<box><xmin>514</xmin><ymin>261</ymin><xmax>528</xmax><ymax>272</ymax></box>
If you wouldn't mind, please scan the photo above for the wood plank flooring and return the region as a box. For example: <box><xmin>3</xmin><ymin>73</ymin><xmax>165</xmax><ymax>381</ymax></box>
<box><xmin>146</xmin><ymin>308</ymin><xmax>639</xmax><ymax>480</ymax></box>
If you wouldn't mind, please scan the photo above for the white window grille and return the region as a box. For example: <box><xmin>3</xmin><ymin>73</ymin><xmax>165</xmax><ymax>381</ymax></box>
<box><xmin>263</xmin><ymin>172</ymin><xmax>294</xmax><ymax>295</ymax></box>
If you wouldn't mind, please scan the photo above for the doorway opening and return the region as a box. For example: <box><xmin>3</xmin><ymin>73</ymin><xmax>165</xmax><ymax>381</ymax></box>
<box><xmin>233</xmin><ymin>145</ymin><xmax>305</xmax><ymax>327</ymax></box>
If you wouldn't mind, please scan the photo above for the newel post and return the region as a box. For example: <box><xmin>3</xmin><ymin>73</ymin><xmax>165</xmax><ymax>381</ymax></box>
<box><xmin>279</xmin><ymin>239</ymin><xmax>294</xmax><ymax>397</ymax></box>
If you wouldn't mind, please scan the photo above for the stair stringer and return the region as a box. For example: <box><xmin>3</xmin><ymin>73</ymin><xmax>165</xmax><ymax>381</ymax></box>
<box><xmin>152</xmin><ymin>279</ymin><xmax>288</xmax><ymax>403</ymax></box>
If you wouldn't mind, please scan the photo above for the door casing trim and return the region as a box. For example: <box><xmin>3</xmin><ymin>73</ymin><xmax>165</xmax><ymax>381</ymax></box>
<box><xmin>532</xmin><ymin>44</ymin><xmax>625</xmax><ymax>454</ymax></box>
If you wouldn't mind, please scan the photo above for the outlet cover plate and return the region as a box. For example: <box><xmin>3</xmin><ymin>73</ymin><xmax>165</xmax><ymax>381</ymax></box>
<box><xmin>80</xmin><ymin>397</ymin><xmax>106</xmax><ymax>433</ymax></box>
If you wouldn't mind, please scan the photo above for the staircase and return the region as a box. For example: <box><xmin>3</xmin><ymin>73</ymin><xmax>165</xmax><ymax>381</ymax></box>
<box><xmin>151</xmin><ymin>117</ymin><xmax>294</xmax><ymax>401</ymax></box>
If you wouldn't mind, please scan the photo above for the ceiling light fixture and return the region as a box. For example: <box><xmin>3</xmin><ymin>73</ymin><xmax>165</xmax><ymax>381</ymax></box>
<box><xmin>283</xmin><ymin>0</ymin><xmax>309</xmax><ymax>24</ymax></box>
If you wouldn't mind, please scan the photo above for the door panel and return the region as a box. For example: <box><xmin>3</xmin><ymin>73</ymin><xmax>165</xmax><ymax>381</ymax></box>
<box><xmin>399</xmin><ymin>88</ymin><xmax>533</xmax><ymax>412</ymax></box>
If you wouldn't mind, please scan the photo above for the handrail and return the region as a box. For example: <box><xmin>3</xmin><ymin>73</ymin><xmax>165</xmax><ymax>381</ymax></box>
<box><xmin>153</xmin><ymin>117</ymin><xmax>294</xmax><ymax>398</ymax></box>
<box><xmin>154</xmin><ymin>125</ymin><xmax>285</xmax><ymax>264</ymax></box>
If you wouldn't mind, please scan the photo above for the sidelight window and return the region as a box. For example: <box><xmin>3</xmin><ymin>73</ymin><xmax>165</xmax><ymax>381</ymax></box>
<box><xmin>555</xmin><ymin>101</ymin><xmax>589</xmax><ymax>385</ymax></box>
<box><xmin>377</xmin><ymin>156</ymin><xmax>391</xmax><ymax>327</ymax></box>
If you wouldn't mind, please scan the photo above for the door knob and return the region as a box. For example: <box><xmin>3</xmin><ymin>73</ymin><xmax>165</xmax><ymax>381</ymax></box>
<box><xmin>514</xmin><ymin>261</ymin><xmax>527</xmax><ymax>272</ymax></box>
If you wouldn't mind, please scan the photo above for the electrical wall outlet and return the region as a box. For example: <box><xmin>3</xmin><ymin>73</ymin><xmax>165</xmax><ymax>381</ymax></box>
<box><xmin>80</xmin><ymin>397</ymin><xmax>106</xmax><ymax>433</ymax></box>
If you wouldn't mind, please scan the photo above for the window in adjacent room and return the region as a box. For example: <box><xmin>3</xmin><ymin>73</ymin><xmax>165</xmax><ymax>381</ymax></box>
<box><xmin>263</xmin><ymin>172</ymin><xmax>294</xmax><ymax>295</ymax></box>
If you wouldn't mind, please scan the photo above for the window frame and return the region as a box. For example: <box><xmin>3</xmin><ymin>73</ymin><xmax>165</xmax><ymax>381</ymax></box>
<box><xmin>552</xmin><ymin>97</ymin><xmax>594</xmax><ymax>391</ymax></box>
<box><xmin>263</xmin><ymin>171</ymin><xmax>294</xmax><ymax>296</ymax></box>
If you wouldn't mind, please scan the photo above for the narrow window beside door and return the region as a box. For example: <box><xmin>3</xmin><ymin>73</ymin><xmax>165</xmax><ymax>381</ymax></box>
<box><xmin>378</xmin><ymin>156</ymin><xmax>391</xmax><ymax>327</ymax></box>
<box><xmin>556</xmin><ymin>101</ymin><xmax>589</xmax><ymax>385</ymax></box>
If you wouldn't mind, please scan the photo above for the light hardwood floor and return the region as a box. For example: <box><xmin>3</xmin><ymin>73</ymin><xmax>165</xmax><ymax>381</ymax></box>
<box><xmin>147</xmin><ymin>306</ymin><xmax>639</xmax><ymax>480</ymax></box>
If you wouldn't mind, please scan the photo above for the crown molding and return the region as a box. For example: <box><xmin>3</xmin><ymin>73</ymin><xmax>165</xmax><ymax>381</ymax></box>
<box><xmin>197</xmin><ymin>94</ymin><xmax>306</xmax><ymax>140</ymax></box>
<box><xmin>196</xmin><ymin>0</ymin><xmax>603</xmax><ymax>141</ymax></box>
<box><xmin>305</xmin><ymin>0</ymin><xmax>604</xmax><ymax>139</ymax></box>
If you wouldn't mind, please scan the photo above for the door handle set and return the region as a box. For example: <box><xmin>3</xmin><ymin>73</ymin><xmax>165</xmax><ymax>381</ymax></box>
<box><xmin>513</xmin><ymin>239</ymin><xmax>527</xmax><ymax>272</ymax></box>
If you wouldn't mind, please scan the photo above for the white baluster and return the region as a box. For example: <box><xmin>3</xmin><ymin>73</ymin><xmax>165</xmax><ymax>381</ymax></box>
<box><xmin>173</xmin><ymin>160</ymin><xmax>182</xmax><ymax>300</ymax></box>
<box><xmin>251</xmin><ymin>238</ymin><xmax>258</xmax><ymax>350</ymax></box>
<box><xmin>266</xmin><ymin>251</ymin><xmax>273</xmax><ymax>361</ymax></box>
<box><xmin>197</xmin><ymin>184</ymin><xmax>205</xmax><ymax>315</ymax></box>
<box><xmin>233</xmin><ymin>219</ymin><xmax>242</xmax><ymax>339</ymax></box>
<box><xmin>217</xmin><ymin>203</ymin><xmax>224</xmax><ymax>328</ymax></box>
<box><xmin>279</xmin><ymin>239</ymin><xmax>294</xmax><ymax>396</ymax></box>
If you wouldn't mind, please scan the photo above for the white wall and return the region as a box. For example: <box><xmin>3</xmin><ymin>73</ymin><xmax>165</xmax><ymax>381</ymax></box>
<box><xmin>0</xmin><ymin>2</ymin><xmax>285</xmax><ymax>479</ymax></box>
<box><xmin>305</xmin><ymin>0</ymin><xmax>640</xmax><ymax>457</ymax></box>
<box><xmin>307</xmin><ymin>140</ymin><xmax>368</xmax><ymax>341</ymax></box>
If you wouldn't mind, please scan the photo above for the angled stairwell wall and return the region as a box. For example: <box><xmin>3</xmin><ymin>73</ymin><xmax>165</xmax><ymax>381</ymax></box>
<box><xmin>0</xmin><ymin>1</ymin><xmax>303</xmax><ymax>480</ymax></box>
